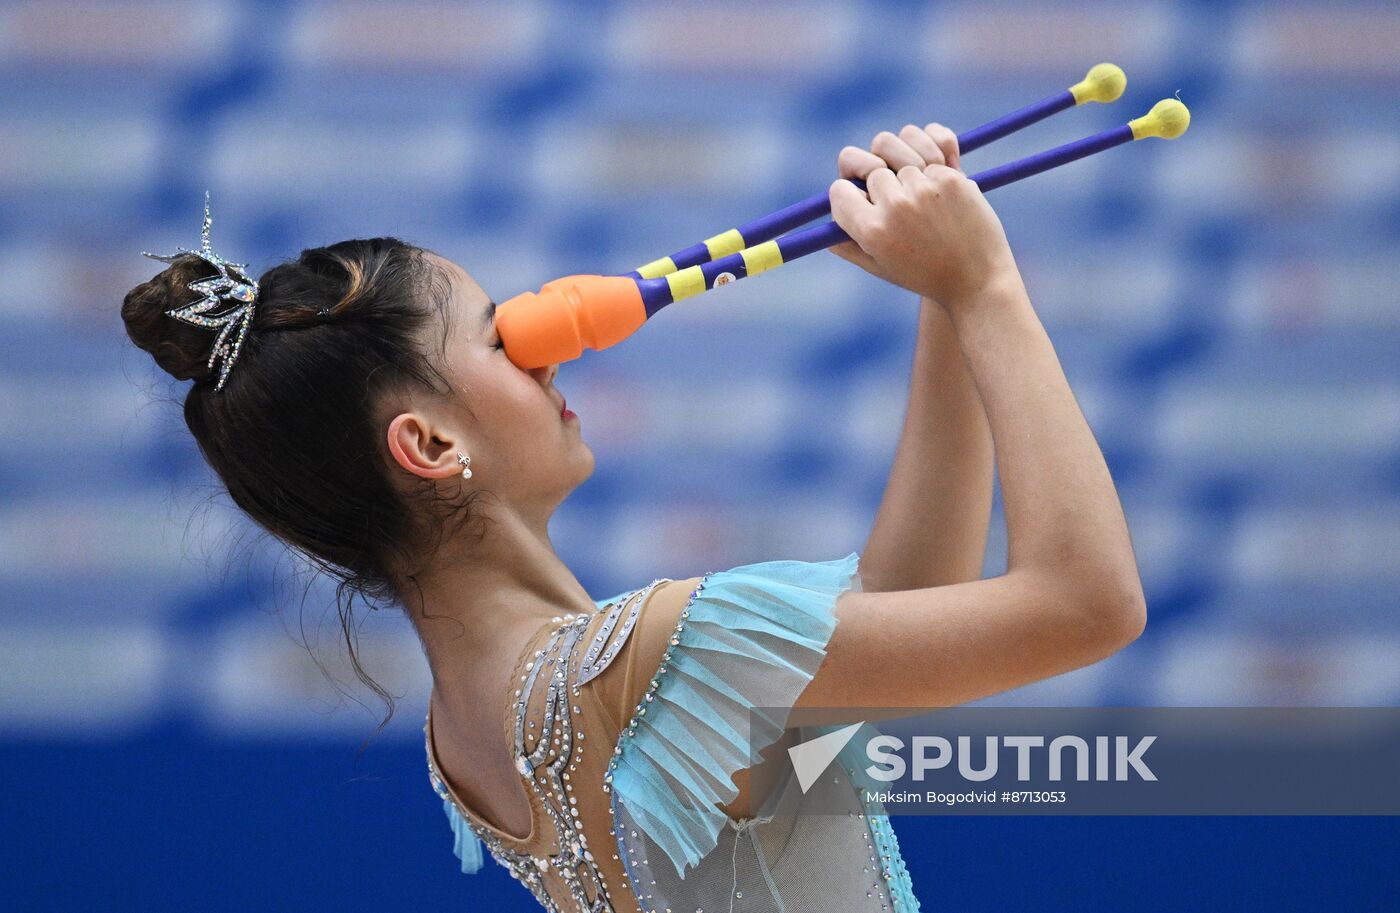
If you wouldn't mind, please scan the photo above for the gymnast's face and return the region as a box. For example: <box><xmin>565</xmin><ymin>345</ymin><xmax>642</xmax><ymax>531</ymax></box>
<box><xmin>383</xmin><ymin>252</ymin><xmax>593</xmax><ymax>513</ymax></box>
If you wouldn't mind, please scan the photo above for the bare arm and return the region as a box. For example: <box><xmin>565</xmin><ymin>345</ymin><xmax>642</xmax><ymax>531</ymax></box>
<box><xmin>859</xmin><ymin>298</ymin><xmax>994</xmax><ymax>591</ymax></box>
<box><xmin>832</xmin><ymin>126</ymin><xmax>994</xmax><ymax>592</ymax></box>
<box><xmin>794</xmin><ymin>159</ymin><xmax>1145</xmax><ymax>716</ymax></box>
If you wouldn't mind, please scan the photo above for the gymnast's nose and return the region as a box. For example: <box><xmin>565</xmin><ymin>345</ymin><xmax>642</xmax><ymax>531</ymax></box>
<box><xmin>530</xmin><ymin>361</ymin><xmax>558</xmax><ymax>387</ymax></box>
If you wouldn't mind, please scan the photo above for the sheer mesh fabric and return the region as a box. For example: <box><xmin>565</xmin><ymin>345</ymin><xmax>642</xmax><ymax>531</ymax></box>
<box><xmin>612</xmin><ymin>731</ymin><xmax>916</xmax><ymax>912</ymax></box>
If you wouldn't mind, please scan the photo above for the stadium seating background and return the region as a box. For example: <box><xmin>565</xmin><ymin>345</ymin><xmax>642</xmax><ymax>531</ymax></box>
<box><xmin>2</xmin><ymin>0</ymin><xmax>1397</xmax><ymax>909</ymax></box>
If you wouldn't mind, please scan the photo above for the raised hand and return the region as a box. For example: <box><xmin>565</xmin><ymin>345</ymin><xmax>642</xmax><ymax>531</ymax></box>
<box><xmin>828</xmin><ymin>124</ymin><xmax>1018</xmax><ymax>311</ymax></box>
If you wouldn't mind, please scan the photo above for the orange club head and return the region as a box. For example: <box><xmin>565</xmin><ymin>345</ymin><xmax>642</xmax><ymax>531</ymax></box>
<box><xmin>496</xmin><ymin>274</ymin><xmax>649</xmax><ymax>368</ymax></box>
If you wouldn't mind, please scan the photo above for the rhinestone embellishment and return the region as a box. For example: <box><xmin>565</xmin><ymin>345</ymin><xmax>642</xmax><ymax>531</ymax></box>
<box><xmin>576</xmin><ymin>579</ymin><xmax>666</xmax><ymax>686</ymax></box>
<box><xmin>140</xmin><ymin>191</ymin><xmax>260</xmax><ymax>392</ymax></box>
<box><xmin>425</xmin><ymin>593</ymin><xmax>644</xmax><ymax>913</ymax></box>
<box><xmin>601</xmin><ymin>575</ymin><xmax>712</xmax><ymax>797</ymax></box>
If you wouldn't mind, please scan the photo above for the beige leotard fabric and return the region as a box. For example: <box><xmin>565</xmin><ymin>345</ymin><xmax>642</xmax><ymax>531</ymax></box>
<box><xmin>424</xmin><ymin>553</ymin><xmax>921</xmax><ymax>913</ymax></box>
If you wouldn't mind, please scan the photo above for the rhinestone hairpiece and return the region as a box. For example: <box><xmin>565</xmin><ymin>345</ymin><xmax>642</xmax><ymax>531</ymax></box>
<box><xmin>140</xmin><ymin>191</ymin><xmax>259</xmax><ymax>392</ymax></box>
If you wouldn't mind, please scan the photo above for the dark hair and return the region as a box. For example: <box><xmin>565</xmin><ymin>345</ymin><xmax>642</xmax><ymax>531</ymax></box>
<box><xmin>122</xmin><ymin>238</ymin><xmax>482</xmax><ymax>746</ymax></box>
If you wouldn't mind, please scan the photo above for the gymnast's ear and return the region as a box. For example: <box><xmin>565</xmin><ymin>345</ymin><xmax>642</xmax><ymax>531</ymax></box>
<box><xmin>386</xmin><ymin>411</ymin><xmax>464</xmax><ymax>480</ymax></box>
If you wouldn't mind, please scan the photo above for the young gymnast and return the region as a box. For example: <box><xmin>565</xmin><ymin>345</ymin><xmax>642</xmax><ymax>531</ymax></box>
<box><xmin>121</xmin><ymin>122</ymin><xmax>1145</xmax><ymax>913</ymax></box>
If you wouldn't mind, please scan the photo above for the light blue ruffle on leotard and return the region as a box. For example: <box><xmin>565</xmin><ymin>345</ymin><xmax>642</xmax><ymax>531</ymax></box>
<box><xmin>442</xmin><ymin>797</ymin><xmax>485</xmax><ymax>874</ymax></box>
<box><xmin>608</xmin><ymin>552</ymin><xmax>863</xmax><ymax>880</ymax></box>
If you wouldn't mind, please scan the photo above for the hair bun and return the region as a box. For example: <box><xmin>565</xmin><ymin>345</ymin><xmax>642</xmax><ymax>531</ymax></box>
<box><xmin>121</xmin><ymin>253</ymin><xmax>227</xmax><ymax>383</ymax></box>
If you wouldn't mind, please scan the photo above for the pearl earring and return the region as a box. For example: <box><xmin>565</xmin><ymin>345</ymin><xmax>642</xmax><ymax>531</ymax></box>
<box><xmin>456</xmin><ymin>452</ymin><xmax>473</xmax><ymax>479</ymax></box>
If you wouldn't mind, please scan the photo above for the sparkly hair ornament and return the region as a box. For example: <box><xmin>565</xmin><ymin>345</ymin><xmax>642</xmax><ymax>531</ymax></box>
<box><xmin>141</xmin><ymin>191</ymin><xmax>259</xmax><ymax>392</ymax></box>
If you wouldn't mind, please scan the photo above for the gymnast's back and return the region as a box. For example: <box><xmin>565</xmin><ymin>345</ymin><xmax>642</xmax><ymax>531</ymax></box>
<box><xmin>423</xmin><ymin>552</ymin><xmax>921</xmax><ymax>913</ymax></box>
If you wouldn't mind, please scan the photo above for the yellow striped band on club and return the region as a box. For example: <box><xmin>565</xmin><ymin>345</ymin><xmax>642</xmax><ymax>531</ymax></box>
<box><xmin>636</xmin><ymin>256</ymin><xmax>679</xmax><ymax>280</ymax></box>
<box><xmin>703</xmin><ymin>228</ymin><xmax>746</xmax><ymax>261</ymax></box>
<box><xmin>739</xmin><ymin>239</ymin><xmax>784</xmax><ymax>277</ymax></box>
<box><xmin>664</xmin><ymin>265</ymin><xmax>707</xmax><ymax>302</ymax></box>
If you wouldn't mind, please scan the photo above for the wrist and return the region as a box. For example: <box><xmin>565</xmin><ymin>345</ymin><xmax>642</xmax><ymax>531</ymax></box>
<box><xmin>936</xmin><ymin>263</ymin><xmax>1024</xmax><ymax>317</ymax></box>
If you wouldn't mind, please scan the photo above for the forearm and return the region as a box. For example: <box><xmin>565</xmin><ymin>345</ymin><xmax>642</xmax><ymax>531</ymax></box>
<box><xmin>859</xmin><ymin>298</ymin><xmax>994</xmax><ymax>593</ymax></box>
<box><xmin>948</xmin><ymin>271</ymin><xmax>1141</xmax><ymax>597</ymax></box>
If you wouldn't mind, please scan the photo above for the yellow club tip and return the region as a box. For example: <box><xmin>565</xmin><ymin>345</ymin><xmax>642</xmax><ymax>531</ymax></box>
<box><xmin>1070</xmin><ymin>62</ymin><xmax>1127</xmax><ymax>104</ymax></box>
<box><xmin>1129</xmin><ymin>98</ymin><xmax>1191</xmax><ymax>140</ymax></box>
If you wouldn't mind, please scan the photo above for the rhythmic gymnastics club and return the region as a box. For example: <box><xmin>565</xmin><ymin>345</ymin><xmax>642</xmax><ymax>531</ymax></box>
<box><xmin>497</xmin><ymin>96</ymin><xmax>1187</xmax><ymax>370</ymax></box>
<box><xmin>626</xmin><ymin>63</ymin><xmax>1126</xmax><ymax>283</ymax></box>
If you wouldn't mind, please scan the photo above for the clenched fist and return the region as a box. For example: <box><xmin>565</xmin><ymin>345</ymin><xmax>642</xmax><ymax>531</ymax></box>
<box><xmin>828</xmin><ymin>123</ymin><xmax>1019</xmax><ymax>311</ymax></box>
